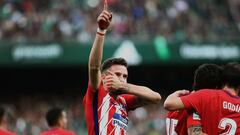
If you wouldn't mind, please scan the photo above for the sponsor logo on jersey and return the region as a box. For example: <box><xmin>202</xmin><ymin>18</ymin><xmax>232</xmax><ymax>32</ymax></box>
<box><xmin>193</xmin><ymin>112</ymin><xmax>201</xmax><ymax>120</ymax></box>
<box><xmin>112</xmin><ymin>113</ymin><xmax>128</xmax><ymax>130</ymax></box>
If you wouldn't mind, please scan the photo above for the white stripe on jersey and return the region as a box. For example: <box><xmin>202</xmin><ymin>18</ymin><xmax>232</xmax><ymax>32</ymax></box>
<box><xmin>99</xmin><ymin>94</ymin><xmax>111</xmax><ymax>135</ymax></box>
<box><xmin>101</xmin><ymin>118</ymin><xmax>114</xmax><ymax>135</ymax></box>
<box><xmin>98</xmin><ymin>96</ymin><xmax>111</xmax><ymax>111</ymax></box>
<box><xmin>98</xmin><ymin>104</ymin><xmax>114</xmax><ymax>123</ymax></box>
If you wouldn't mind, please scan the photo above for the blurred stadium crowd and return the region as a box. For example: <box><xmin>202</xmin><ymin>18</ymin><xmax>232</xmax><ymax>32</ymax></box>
<box><xmin>0</xmin><ymin>0</ymin><xmax>240</xmax><ymax>43</ymax></box>
<box><xmin>2</xmin><ymin>96</ymin><xmax>166</xmax><ymax>135</ymax></box>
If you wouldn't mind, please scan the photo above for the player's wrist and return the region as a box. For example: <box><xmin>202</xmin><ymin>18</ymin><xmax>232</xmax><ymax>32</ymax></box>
<box><xmin>97</xmin><ymin>28</ymin><xmax>107</xmax><ymax>36</ymax></box>
<box><xmin>120</xmin><ymin>83</ymin><xmax>130</xmax><ymax>93</ymax></box>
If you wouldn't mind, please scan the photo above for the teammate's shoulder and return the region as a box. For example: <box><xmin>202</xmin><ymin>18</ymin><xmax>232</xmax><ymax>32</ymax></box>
<box><xmin>0</xmin><ymin>130</ymin><xmax>16</xmax><ymax>135</ymax></box>
<box><xmin>40</xmin><ymin>131</ymin><xmax>49</xmax><ymax>135</ymax></box>
<box><xmin>196</xmin><ymin>89</ymin><xmax>220</xmax><ymax>94</ymax></box>
<box><xmin>61</xmin><ymin>129</ymin><xmax>76</xmax><ymax>135</ymax></box>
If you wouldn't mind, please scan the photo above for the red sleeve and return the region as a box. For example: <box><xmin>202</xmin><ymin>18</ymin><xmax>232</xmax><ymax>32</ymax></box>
<box><xmin>180</xmin><ymin>90</ymin><xmax>210</xmax><ymax>112</ymax></box>
<box><xmin>70</xmin><ymin>131</ymin><xmax>76</xmax><ymax>135</ymax></box>
<box><xmin>187</xmin><ymin>112</ymin><xmax>201</xmax><ymax>128</ymax></box>
<box><xmin>121</xmin><ymin>94</ymin><xmax>137</xmax><ymax>111</ymax></box>
<box><xmin>174</xmin><ymin>110</ymin><xmax>188</xmax><ymax>134</ymax></box>
<box><xmin>83</xmin><ymin>82</ymin><xmax>102</xmax><ymax>106</ymax></box>
<box><xmin>166</xmin><ymin>111</ymin><xmax>179</xmax><ymax>119</ymax></box>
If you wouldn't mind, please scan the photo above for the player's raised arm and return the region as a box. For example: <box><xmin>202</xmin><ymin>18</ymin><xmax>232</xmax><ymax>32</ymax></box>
<box><xmin>88</xmin><ymin>6</ymin><xmax>112</xmax><ymax>90</ymax></box>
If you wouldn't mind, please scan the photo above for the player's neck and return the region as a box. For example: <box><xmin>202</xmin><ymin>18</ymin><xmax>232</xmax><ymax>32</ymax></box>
<box><xmin>223</xmin><ymin>86</ymin><xmax>238</xmax><ymax>96</ymax></box>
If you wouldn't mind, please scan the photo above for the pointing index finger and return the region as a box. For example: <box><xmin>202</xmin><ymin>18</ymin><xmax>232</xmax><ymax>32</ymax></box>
<box><xmin>104</xmin><ymin>0</ymin><xmax>108</xmax><ymax>11</ymax></box>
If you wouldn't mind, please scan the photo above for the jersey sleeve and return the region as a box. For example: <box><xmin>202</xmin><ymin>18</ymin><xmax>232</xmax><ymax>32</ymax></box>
<box><xmin>70</xmin><ymin>131</ymin><xmax>76</xmax><ymax>135</ymax></box>
<box><xmin>187</xmin><ymin>112</ymin><xmax>201</xmax><ymax>128</ymax></box>
<box><xmin>180</xmin><ymin>90</ymin><xmax>210</xmax><ymax>113</ymax></box>
<box><xmin>121</xmin><ymin>94</ymin><xmax>137</xmax><ymax>111</ymax></box>
<box><xmin>83</xmin><ymin>82</ymin><xmax>101</xmax><ymax>107</ymax></box>
<box><xmin>87</xmin><ymin>81</ymin><xmax>100</xmax><ymax>92</ymax></box>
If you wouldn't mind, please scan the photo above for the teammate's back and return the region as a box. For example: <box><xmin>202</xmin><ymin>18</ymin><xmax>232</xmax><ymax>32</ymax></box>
<box><xmin>182</xmin><ymin>89</ymin><xmax>240</xmax><ymax>134</ymax></box>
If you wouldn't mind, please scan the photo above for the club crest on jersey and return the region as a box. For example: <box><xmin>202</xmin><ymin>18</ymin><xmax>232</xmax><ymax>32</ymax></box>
<box><xmin>193</xmin><ymin>112</ymin><xmax>201</xmax><ymax>120</ymax></box>
<box><xmin>112</xmin><ymin>113</ymin><xmax>128</xmax><ymax>130</ymax></box>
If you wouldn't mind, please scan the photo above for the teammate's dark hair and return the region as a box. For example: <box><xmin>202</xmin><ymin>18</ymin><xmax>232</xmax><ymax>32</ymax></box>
<box><xmin>193</xmin><ymin>63</ymin><xmax>223</xmax><ymax>90</ymax></box>
<box><xmin>222</xmin><ymin>62</ymin><xmax>240</xmax><ymax>90</ymax></box>
<box><xmin>0</xmin><ymin>107</ymin><xmax>5</xmax><ymax>123</ymax></box>
<box><xmin>46</xmin><ymin>107</ymin><xmax>64</xmax><ymax>127</ymax></box>
<box><xmin>101</xmin><ymin>58</ymin><xmax>128</xmax><ymax>73</ymax></box>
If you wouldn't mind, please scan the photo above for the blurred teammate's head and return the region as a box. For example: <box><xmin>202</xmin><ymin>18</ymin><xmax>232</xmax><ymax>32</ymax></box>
<box><xmin>222</xmin><ymin>62</ymin><xmax>240</xmax><ymax>91</ymax></box>
<box><xmin>0</xmin><ymin>107</ymin><xmax>8</xmax><ymax>128</ymax></box>
<box><xmin>101</xmin><ymin>57</ymin><xmax>128</xmax><ymax>83</ymax></box>
<box><xmin>193</xmin><ymin>63</ymin><xmax>223</xmax><ymax>90</ymax></box>
<box><xmin>46</xmin><ymin>107</ymin><xmax>68</xmax><ymax>129</ymax></box>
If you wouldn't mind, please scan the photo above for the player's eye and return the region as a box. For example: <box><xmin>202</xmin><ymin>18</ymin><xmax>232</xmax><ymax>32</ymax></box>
<box><xmin>115</xmin><ymin>72</ymin><xmax>121</xmax><ymax>77</ymax></box>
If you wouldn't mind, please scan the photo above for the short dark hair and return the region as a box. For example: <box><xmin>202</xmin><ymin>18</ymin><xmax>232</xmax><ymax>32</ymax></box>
<box><xmin>222</xmin><ymin>62</ymin><xmax>240</xmax><ymax>89</ymax></box>
<box><xmin>193</xmin><ymin>63</ymin><xmax>223</xmax><ymax>90</ymax></box>
<box><xmin>0</xmin><ymin>107</ymin><xmax>5</xmax><ymax>123</ymax></box>
<box><xmin>46</xmin><ymin>107</ymin><xmax>64</xmax><ymax>127</ymax></box>
<box><xmin>101</xmin><ymin>58</ymin><xmax>128</xmax><ymax>73</ymax></box>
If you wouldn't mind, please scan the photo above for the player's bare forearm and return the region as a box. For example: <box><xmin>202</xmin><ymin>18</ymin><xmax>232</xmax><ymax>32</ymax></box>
<box><xmin>121</xmin><ymin>83</ymin><xmax>161</xmax><ymax>106</ymax></box>
<box><xmin>104</xmin><ymin>69</ymin><xmax>161</xmax><ymax>107</ymax></box>
<box><xmin>188</xmin><ymin>126</ymin><xmax>207</xmax><ymax>135</ymax></box>
<box><xmin>164</xmin><ymin>90</ymin><xmax>189</xmax><ymax>111</ymax></box>
<box><xmin>88</xmin><ymin>35</ymin><xmax>105</xmax><ymax>90</ymax></box>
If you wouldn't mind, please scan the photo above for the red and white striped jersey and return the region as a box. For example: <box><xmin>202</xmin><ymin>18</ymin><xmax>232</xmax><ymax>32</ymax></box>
<box><xmin>166</xmin><ymin>108</ymin><xmax>201</xmax><ymax>135</ymax></box>
<box><xmin>83</xmin><ymin>82</ymin><xmax>137</xmax><ymax>135</ymax></box>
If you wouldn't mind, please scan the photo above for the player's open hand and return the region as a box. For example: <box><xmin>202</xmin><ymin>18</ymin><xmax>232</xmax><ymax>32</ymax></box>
<box><xmin>104</xmin><ymin>70</ymin><xmax>123</xmax><ymax>94</ymax></box>
<box><xmin>174</xmin><ymin>90</ymin><xmax>190</xmax><ymax>97</ymax></box>
<box><xmin>97</xmin><ymin>5</ymin><xmax>112</xmax><ymax>30</ymax></box>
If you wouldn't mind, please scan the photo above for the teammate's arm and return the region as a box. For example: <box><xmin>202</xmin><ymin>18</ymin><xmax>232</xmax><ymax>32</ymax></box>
<box><xmin>188</xmin><ymin>126</ymin><xmax>207</xmax><ymax>135</ymax></box>
<box><xmin>187</xmin><ymin>112</ymin><xmax>206</xmax><ymax>135</ymax></box>
<box><xmin>88</xmin><ymin>5</ymin><xmax>112</xmax><ymax>90</ymax></box>
<box><xmin>164</xmin><ymin>90</ymin><xmax>190</xmax><ymax>111</ymax></box>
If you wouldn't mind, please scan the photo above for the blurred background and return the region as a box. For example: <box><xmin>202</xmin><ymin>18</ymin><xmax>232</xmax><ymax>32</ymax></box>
<box><xmin>0</xmin><ymin>0</ymin><xmax>240</xmax><ymax>134</ymax></box>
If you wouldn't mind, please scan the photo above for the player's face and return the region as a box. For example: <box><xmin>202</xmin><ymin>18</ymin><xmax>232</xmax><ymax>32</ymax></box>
<box><xmin>108</xmin><ymin>65</ymin><xmax>128</xmax><ymax>83</ymax></box>
<box><xmin>59</xmin><ymin>111</ymin><xmax>68</xmax><ymax>128</ymax></box>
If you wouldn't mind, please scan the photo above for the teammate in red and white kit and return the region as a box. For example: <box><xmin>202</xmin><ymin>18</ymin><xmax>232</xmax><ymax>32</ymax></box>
<box><xmin>166</xmin><ymin>63</ymin><xmax>223</xmax><ymax>135</ymax></box>
<box><xmin>83</xmin><ymin>3</ymin><xmax>161</xmax><ymax>135</ymax></box>
<box><xmin>0</xmin><ymin>107</ymin><xmax>16</xmax><ymax>135</ymax></box>
<box><xmin>164</xmin><ymin>62</ymin><xmax>240</xmax><ymax>135</ymax></box>
<box><xmin>40</xmin><ymin>107</ymin><xmax>75</xmax><ymax>135</ymax></box>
